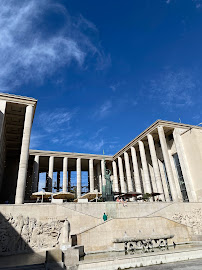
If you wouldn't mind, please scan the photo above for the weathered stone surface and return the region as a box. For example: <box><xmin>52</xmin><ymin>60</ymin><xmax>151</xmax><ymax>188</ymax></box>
<box><xmin>0</xmin><ymin>213</ymin><xmax>69</xmax><ymax>255</ymax></box>
<box><xmin>172</xmin><ymin>208</ymin><xmax>202</xmax><ymax>235</ymax></box>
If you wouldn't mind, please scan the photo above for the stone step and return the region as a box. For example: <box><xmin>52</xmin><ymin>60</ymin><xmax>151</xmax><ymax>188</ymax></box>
<box><xmin>0</xmin><ymin>263</ymin><xmax>45</xmax><ymax>270</ymax></box>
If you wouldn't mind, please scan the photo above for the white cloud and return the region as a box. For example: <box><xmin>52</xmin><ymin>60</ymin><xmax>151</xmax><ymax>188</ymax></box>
<box><xmin>82</xmin><ymin>139</ymin><xmax>105</xmax><ymax>152</ymax></box>
<box><xmin>38</xmin><ymin>108</ymin><xmax>76</xmax><ymax>133</ymax></box>
<box><xmin>148</xmin><ymin>69</ymin><xmax>196</xmax><ymax>110</ymax></box>
<box><xmin>94</xmin><ymin>100</ymin><xmax>112</xmax><ymax>118</ymax></box>
<box><xmin>0</xmin><ymin>0</ymin><xmax>109</xmax><ymax>91</ymax></box>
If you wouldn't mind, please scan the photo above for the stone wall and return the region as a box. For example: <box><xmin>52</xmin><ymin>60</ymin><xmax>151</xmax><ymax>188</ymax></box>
<box><xmin>77</xmin><ymin>216</ymin><xmax>191</xmax><ymax>252</ymax></box>
<box><xmin>0</xmin><ymin>202</ymin><xmax>202</xmax><ymax>255</ymax></box>
<box><xmin>0</xmin><ymin>212</ymin><xmax>65</xmax><ymax>255</ymax></box>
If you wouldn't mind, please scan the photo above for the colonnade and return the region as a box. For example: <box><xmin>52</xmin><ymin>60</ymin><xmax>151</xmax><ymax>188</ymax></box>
<box><xmin>112</xmin><ymin>125</ymin><xmax>195</xmax><ymax>202</ymax></box>
<box><xmin>31</xmin><ymin>156</ymin><xmax>107</xmax><ymax>199</ymax></box>
<box><xmin>15</xmin><ymin>107</ymin><xmax>195</xmax><ymax>204</ymax></box>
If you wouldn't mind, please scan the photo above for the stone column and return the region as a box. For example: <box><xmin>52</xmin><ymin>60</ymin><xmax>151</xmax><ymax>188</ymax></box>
<box><xmin>124</xmin><ymin>152</ymin><xmax>134</xmax><ymax>192</ymax></box>
<box><xmin>89</xmin><ymin>159</ymin><xmax>94</xmax><ymax>192</ymax></box>
<box><xmin>112</xmin><ymin>160</ymin><xmax>119</xmax><ymax>192</ymax></box>
<box><xmin>15</xmin><ymin>105</ymin><xmax>34</xmax><ymax>204</ymax></box>
<box><xmin>138</xmin><ymin>140</ymin><xmax>152</xmax><ymax>194</ymax></box>
<box><xmin>45</xmin><ymin>172</ymin><xmax>49</xmax><ymax>190</ymax></box>
<box><xmin>101</xmin><ymin>159</ymin><xmax>106</xmax><ymax>186</ymax></box>
<box><xmin>118</xmin><ymin>156</ymin><xmax>127</xmax><ymax>193</ymax></box>
<box><xmin>77</xmin><ymin>158</ymin><xmax>81</xmax><ymax>198</ymax></box>
<box><xmin>32</xmin><ymin>155</ymin><xmax>39</xmax><ymax>193</ymax></box>
<box><xmin>147</xmin><ymin>134</ymin><xmax>164</xmax><ymax>200</ymax></box>
<box><xmin>173</xmin><ymin>128</ymin><xmax>197</xmax><ymax>202</ymax></box>
<box><xmin>48</xmin><ymin>156</ymin><xmax>54</xmax><ymax>192</ymax></box>
<box><xmin>158</xmin><ymin>126</ymin><xmax>178</xmax><ymax>201</ymax></box>
<box><xmin>63</xmin><ymin>157</ymin><xmax>68</xmax><ymax>192</ymax></box>
<box><xmin>68</xmin><ymin>171</ymin><xmax>71</xmax><ymax>192</ymax></box>
<box><xmin>0</xmin><ymin>100</ymin><xmax>6</xmax><ymax>193</ymax></box>
<box><xmin>158</xmin><ymin>159</ymin><xmax>170</xmax><ymax>202</ymax></box>
<box><xmin>130</xmin><ymin>146</ymin><xmax>142</xmax><ymax>193</ymax></box>
<box><xmin>0</xmin><ymin>100</ymin><xmax>6</xmax><ymax>130</ymax></box>
<box><xmin>57</xmin><ymin>171</ymin><xmax>60</xmax><ymax>192</ymax></box>
<box><xmin>148</xmin><ymin>164</ymin><xmax>157</xmax><ymax>194</ymax></box>
<box><xmin>97</xmin><ymin>162</ymin><xmax>102</xmax><ymax>193</ymax></box>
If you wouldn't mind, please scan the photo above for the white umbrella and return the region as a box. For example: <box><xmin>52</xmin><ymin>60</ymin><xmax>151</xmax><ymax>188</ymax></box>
<box><xmin>74</xmin><ymin>191</ymin><xmax>102</xmax><ymax>202</ymax></box>
<box><xmin>30</xmin><ymin>191</ymin><xmax>53</xmax><ymax>202</ymax></box>
<box><xmin>53</xmin><ymin>192</ymin><xmax>75</xmax><ymax>200</ymax></box>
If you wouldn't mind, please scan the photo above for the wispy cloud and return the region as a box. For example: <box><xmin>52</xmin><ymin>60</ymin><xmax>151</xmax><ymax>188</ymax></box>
<box><xmin>82</xmin><ymin>139</ymin><xmax>105</xmax><ymax>152</ymax></box>
<box><xmin>38</xmin><ymin>108</ymin><xmax>76</xmax><ymax>133</ymax></box>
<box><xmin>166</xmin><ymin>0</ymin><xmax>202</xmax><ymax>8</ymax></box>
<box><xmin>94</xmin><ymin>100</ymin><xmax>112</xmax><ymax>118</ymax></box>
<box><xmin>30</xmin><ymin>107</ymin><xmax>80</xmax><ymax>150</ymax></box>
<box><xmin>109</xmin><ymin>82</ymin><xmax>121</xmax><ymax>92</ymax></box>
<box><xmin>148</xmin><ymin>69</ymin><xmax>197</xmax><ymax>110</ymax></box>
<box><xmin>0</xmin><ymin>0</ymin><xmax>110</xmax><ymax>91</ymax></box>
<box><xmin>193</xmin><ymin>0</ymin><xmax>202</xmax><ymax>8</ymax></box>
<box><xmin>30</xmin><ymin>132</ymin><xmax>46</xmax><ymax>149</ymax></box>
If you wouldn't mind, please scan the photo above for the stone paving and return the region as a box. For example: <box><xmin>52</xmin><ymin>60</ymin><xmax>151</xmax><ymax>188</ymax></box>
<box><xmin>130</xmin><ymin>258</ymin><xmax>202</xmax><ymax>270</ymax></box>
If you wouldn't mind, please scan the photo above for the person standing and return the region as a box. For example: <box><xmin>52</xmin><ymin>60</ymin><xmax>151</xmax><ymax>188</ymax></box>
<box><xmin>103</xmin><ymin>213</ymin><xmax>107</xmax><ymax>221</ymax></box>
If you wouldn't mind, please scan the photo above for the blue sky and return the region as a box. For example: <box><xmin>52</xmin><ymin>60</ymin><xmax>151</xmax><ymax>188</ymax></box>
<box><xmin>1</xmin><ymin>0</ymin><xmax>202</xmax><ymax>156</ymax></box>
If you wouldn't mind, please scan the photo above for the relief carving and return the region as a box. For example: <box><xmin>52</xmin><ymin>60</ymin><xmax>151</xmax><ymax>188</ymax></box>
<box><xmin>0</xmin><ymin>214</ymin><xmax>70</xmax><ymax>255</ymax></box>
<box><xmin>172</xmin><ymin>208</ymin><xmax>202</xmax><ymax>235</ymax></box>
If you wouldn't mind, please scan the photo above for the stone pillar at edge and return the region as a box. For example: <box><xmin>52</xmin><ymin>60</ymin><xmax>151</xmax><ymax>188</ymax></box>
<box><xmin>63</xmin><ymin>157</ymin><xmax>68</xmax><ymax>192</ymax></box>
<box><xmin>15</xmin><ymin>105</ymin><xmax>34</xmax><ymax>204</ymax></box>
<box><xmin>89</xmin><ymin>159</ymin><xmax>94</xmax><ymax>193</ymax></box>
<box><xmin>147</xmin><ymin>133</ymin><xmax>165</xmax><ymax>201</ymax></box>
<box><xmin>77</xmin><ymin>158</ymin><xmax>82</xmax><ymax>198</ymax></box>
<box><xmin>158</xmin><ymin>125</ymin><xmax>178</xmax><ymax>202</ymax></box>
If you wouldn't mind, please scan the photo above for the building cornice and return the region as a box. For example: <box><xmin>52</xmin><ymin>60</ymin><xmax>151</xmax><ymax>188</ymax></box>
<box><xmin>29</xmin><ymin>149</ymin><xmax>113</xmax><ymax>161</ymax></box>
<box><xmin>0</xmin><ymin>93</ymin><xmax>37</xmax><ymax>107</ymax></box>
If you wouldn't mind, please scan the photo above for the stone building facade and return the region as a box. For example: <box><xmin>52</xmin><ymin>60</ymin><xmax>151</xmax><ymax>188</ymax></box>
<box><xmin>0</xmin><ymin>93</ymin><xmax>202</xmax><ymax>204</ymax></box>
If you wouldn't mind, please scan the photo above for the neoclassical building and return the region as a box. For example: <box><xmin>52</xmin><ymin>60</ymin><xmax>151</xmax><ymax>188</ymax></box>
<box><xmin>0</xmin><ymin>93</ymin><xmax>202</xmax><ymax>204</ymax></box>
